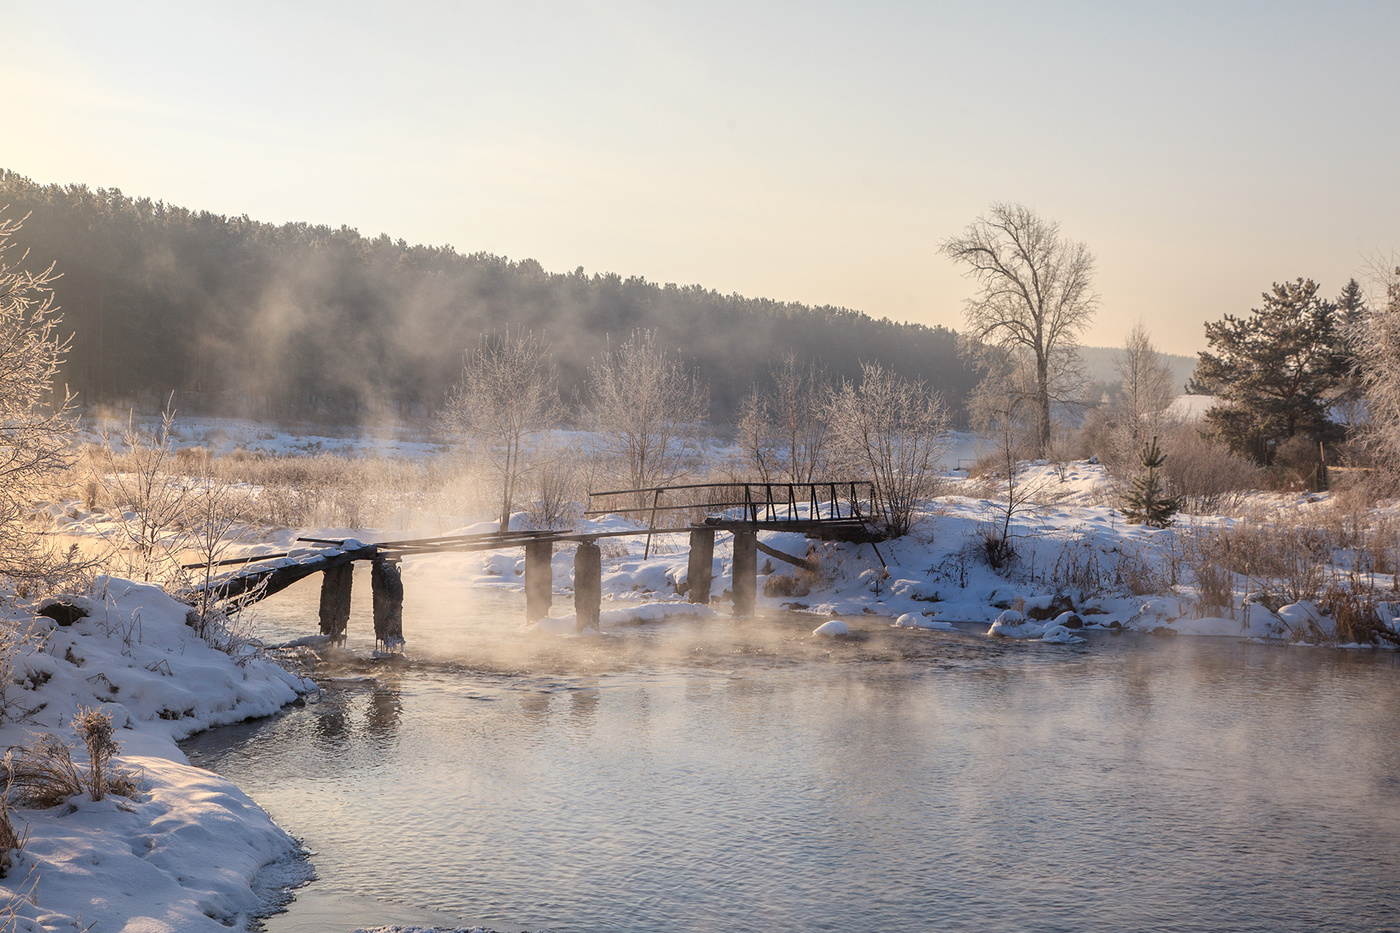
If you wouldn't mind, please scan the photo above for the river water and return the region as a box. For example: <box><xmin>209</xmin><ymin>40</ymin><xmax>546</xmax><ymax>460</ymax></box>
<box><xmin>182</xmin><ymin>566</ymin><xmax>1400</xmax><ymax>932</ymax></box>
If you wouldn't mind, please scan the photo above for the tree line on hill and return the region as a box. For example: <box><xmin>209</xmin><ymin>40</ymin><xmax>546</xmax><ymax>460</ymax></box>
<box><xmin>0</xmin><ymin>169</ymin><xmax>980</xmax><ymax>427</ymax></box>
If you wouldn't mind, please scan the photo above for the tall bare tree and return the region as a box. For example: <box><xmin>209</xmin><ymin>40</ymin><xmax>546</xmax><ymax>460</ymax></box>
<box><xmin>585</xmin><ymin>329</ymin><xmax>707</xmax><ymax>500</ymax></box>
<box><xmin>440</xmin><ymin>331</ymin><xmax>562</xmax><ymax>532</ymax></box>
<box><xmin>0</xmin><ymin>209</ymin><xmax>79</xmax><ymax>591</ymax></box>
<box><xmin>940</xmin><ymin>202</ymin><xmax>1098</xmax><ymax>456</ymax></box>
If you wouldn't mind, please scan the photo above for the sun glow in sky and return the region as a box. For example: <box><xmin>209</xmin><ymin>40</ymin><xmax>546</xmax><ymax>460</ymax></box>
<box><xmin>6</xmin><ymin>1</ymin><xmax>1398</xmax><ymax>356</ymax></box>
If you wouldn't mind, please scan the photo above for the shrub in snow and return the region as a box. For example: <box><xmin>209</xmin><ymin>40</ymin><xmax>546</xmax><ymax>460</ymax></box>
<box><xmin>71</xmin><ymin>706</ymin><xmax>124</xmax><ymax>802</ymax></box>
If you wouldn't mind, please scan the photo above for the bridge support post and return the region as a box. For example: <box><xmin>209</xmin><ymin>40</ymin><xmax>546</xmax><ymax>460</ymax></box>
<box><xmin>687</xmin><ymin>529</ymin><xmax>715</xmax><ymax>604</ymax></box>
<box><xmin>574</xmin><ymin>540</ymin><xmax>601</xmax><ymax>633</ymax></box>
<box><xmin>318</xmin><ymin>563</ymin><xmax>353</xmax><ymax>643</ymax></box>
<box><xmin>371</xmin><ymin>558</ymin><xmax>405</xmax><ymax>650</ymax></box>
<box><xmin>525</xmin><ymin>540</ymin><xmax>553</xmax><ymax>622</ymax></box>
<box><xmin>732</xmin><ymin>529</ymin><xmax>757</xmax><ymax>617</ymax></box>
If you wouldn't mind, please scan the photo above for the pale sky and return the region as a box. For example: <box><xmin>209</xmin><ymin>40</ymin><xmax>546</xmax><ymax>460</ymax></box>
<box><xmin>5</xmin><ymin>1</ymin><xmax>1397</xmax><ymax>356</ymax></box>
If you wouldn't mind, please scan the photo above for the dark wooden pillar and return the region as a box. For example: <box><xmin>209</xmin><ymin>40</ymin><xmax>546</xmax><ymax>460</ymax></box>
<box><xmin>732</xmin><ymin>529</ymin><xmax>757</xmax><ymax>617</ymax></box>
<box><xmin>318</xmin><ymin>562</ymin><xmax>353</xmax><ymax>643</ymax></box>
<box><xmin>687</xmin><ymin>528</ymin><xmax>715</xmax><ymax>604</ymax></box>
<box><xmin>525</xmin><ymin>540</ymin><xmax>553</xmax><ymax>622</ymax></box>
<box><xmin>574</xmin><ymin>540</ymin><xmax>602</xmax><ymax>633</ymax></box>
<box><xmin>371</xmin><ymin>559</ymin><xmax>405</xmax><ymax>650</ymax></box>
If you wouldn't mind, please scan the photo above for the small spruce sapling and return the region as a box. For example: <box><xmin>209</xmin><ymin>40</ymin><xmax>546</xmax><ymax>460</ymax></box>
<box><xmin>1122</xmin><ymin>435</ymin><xmax>1180</xmax><ymax>528</ymax></box>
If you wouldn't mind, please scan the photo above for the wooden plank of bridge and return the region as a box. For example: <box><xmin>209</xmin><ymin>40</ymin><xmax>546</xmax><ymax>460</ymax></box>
<box><xmin>687</xmin><ymin>528</ymin><xmax>714</xmax><ymax>604</ymax></box>
<box><xmin>732</xmin><ymin>529</ymin><xmax>757</xmax><ymax>617</ymax></box>
<box><xmin>574</xmin><ymin>541</ymin><xmax>601</xmax><ymax>633</ymax></box>
<box><xmin>525</xmin><ymin>539</ymin><xmax>553</xmax><ymax>622</ymax></box>
<box><xmin>318</xmin><ymin>563</ymin><xmax>354</xmax><ymax>642</ymax></box>
<box><xmin>371</xmin><ymin>559</ymin><xmax>405</xmax><ymax>649</ymax></box>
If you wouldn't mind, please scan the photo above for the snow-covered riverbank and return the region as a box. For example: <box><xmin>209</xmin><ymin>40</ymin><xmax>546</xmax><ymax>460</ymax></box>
<box><xmin>0</xmin><ymin>578</ymin><xmax>315</xmax><ymax>932</ymax></box>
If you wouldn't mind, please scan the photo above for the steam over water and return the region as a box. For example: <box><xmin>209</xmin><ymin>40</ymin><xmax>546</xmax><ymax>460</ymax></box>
<box><xmin>183</xmin><ymin>566</ymin><xmax>1400</xmax><ymax>932</ymax></box>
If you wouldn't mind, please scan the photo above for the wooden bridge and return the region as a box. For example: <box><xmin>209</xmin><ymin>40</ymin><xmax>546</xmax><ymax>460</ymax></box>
<box><xmin>188</xmin><ymin>481</ymin><xmax>883</xmax><ymax>648</ymax></box>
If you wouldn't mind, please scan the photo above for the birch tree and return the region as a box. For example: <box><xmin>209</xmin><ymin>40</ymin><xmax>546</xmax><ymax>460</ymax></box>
<box><xmin>940</xmin><ymin>203</ymin><xmax>1098</xmax><ymax>457</ymax></box>
<box><xmin>440</xmin><ymin>331</ymin><xmax>562</xmax><ymax>532</ymax></box>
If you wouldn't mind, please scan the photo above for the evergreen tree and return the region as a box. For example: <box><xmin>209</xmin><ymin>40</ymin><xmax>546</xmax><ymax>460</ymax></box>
<box><xmin>1189</xmin><ymin>278</ymin><xmax>1348</xmax><ymax>463</ymax></box>
<box><xmin>1121</xmin><ymin>436</ymin><xmax>1180</xmax><ymax>528</ymax></box>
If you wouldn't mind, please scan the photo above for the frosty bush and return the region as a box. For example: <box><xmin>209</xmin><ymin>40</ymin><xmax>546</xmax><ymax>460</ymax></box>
<box><xmin>1158</xmin><ymin>425</ymin><xmax>1260</xmax><ymax>514</ymax></box>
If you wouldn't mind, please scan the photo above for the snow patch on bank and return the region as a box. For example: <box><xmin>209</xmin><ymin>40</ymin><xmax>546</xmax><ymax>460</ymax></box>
<box><xmin>0</xmin><ymin>578</ymin><xmax>315</xmax><ymax>932</ymax></box>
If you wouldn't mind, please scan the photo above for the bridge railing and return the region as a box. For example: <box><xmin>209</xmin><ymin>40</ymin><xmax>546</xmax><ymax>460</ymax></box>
<box><xmin>584</xmin><ymin>481</ymin><xmax>879</xmax><ymax>530</ymax></box>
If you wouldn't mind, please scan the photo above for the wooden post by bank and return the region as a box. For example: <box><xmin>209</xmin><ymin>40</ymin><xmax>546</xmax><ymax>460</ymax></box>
<box><xmin>371</xmin><ymin>558</ymin><xmax>405</xmax><ymax>649</ymax></box>
<box><xmin>525</xmin><ymin>539</ymin><xmax>553</xmax><ymax>622</ymax></box>
<box><xmin>687</xmin><ymin>528</ymin><xmax>715</xmax><ymax>604</ymax></box>
<box><xmin>318</xmin><ymin>563</ymin><xmax>354</xmax><ymax>642</ymax></box>
<box><xmin>574</xmin><ymin>540</ymin><xmax>602</xmax><ymax>633</ymax></box>
<box><xmin>732</xmin><ymin>529</ymin><xmax>757</xmax><ymax>617</ymax></box>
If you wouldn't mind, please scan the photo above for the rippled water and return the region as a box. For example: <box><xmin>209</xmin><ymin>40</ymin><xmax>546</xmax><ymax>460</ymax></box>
<box><xmin>183</xmin><ymin>567</ymin><xmax>1400</xmax><ymax>932</ymax></box>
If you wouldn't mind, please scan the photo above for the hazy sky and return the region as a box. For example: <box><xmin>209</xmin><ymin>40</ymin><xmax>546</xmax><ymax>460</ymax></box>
<box><xmin>5</xmin><ymin>1</ymin><xmax>1397</xmax><ymax>356</ymax></box>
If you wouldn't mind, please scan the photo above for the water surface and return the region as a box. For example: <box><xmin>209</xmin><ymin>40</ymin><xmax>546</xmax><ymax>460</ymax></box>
<box><xmin>183</xmin><ymin>568</ymin><xmax>1400</xmax><ymax>932</ymax></box>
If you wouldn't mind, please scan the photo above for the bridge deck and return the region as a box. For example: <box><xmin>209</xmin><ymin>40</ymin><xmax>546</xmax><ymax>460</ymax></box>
<box><xmin>191</xmin><ymin>480</ymin><xmax>884</xmax><ymax>608</ymax></box>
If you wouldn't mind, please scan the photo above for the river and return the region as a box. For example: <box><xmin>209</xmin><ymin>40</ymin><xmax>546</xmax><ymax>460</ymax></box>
<box><xmin>181</xmin><ymin>565</ymin><xmax>1400</xmax><ymax>932</ymax></box>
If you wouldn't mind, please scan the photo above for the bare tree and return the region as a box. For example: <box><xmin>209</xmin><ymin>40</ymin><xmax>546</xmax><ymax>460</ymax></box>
<box><xmin>735</xmin><ymin>389</ymin><xmax>779</xmax><ymax>483</ymax></box>
<box><xmin>736</xmin><ymin>353</ymin><xmax>830</xmax><ymax>484</ymax></box>
<box><xmin>940</xmin><ymin>202</ymin><xmax>1098</xmax><ymax>456</ymax></box>
<box><xmin>182</xmin><ymin>454</ymin><xmax>248</xmax><ymax>630</ymax></box>
<box><xmin>968</xmin><ymin>367</ymin><xmax>1042</xmax><ymax>568</ymax></box>
<box><xmin>1353</xmin><ymin>257</ymin><xmax>1400</xmax><ymax>471</ymax></box>
<box><xmin>826</xmin><ymin>362</ymin><xmax>950</xmax><ymax>537</ymax></box>
<box><xmin>0</xmin><ymin>209</ymin><xmax>79</xmax><ymax>592</ymax></box>
<box><xmin>585</xmin><ymin>330</ymin><xmax>708</xmax><ymax>501</ymax></box>
<box><xmin>439</xmin><ymin>331</ymin><xmax>562</xmax><ymax>532</ymax></box>
<box><xmin>95</xmin><ymin>404</ymin><xmax>192</xmax><ymax>582</ymax></box>
<box><xmin>1107</xmin><ymin>322</ymin><xmax>1180</xmax><ymax>468</ymax></box>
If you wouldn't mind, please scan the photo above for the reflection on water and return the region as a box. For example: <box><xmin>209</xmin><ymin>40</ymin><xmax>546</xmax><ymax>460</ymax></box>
<box><xmin>182</xmin><ymin>567</ymin><xmax>1400</xmax><ymax>933</ymax></box>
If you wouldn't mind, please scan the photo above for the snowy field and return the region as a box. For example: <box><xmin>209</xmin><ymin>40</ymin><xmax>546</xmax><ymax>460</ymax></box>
<box><xmin>6</xmin><ymin>416</ymin><xmax>1400</xmax><ymax>931</ymax></box>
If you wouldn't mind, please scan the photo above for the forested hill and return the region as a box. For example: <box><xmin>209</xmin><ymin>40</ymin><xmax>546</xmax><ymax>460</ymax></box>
<box><xmin>0</xmin><ymin>170</ymin><xmax>980</xmax><ymax>426</ymax></box>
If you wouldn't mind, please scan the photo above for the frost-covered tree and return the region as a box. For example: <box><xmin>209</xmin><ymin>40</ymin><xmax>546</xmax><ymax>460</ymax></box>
<box><xmin>1190</xmin><ymin>278</ymin><xmax>1348</xmax><ymax>463</ymax></box>
<box><xmin>826</xmin><ymin>362</ymin><xmax>950</xmax><ymax>537</ymax></box>
<box><xmin>0</xmin><ymin>209</ymin><xmax>79</xmax><ymax>592</ymax></box>
<box><xmin>941</xmin><ymin>202</ymin><xmax>1098</xmax><ymax>457</ymax></box>
<box><xmin>585</xmin><ymin>329</ymin><xmax>708</xmax><ymax>502</ymax></box>
<box><xmin>1101</xmin><ymin>323</ymin><xmax>1180</xmax><ymax>470</ymax></box>
<box><xmin>439</xmin><ymin>331</ymin><xmax>562</xmax><ymax>532</ymax></box>
<box><xmin>736</xmin><ymin>353</ymin><xmax>829</xmax><ymax>484</ymax></box>
<box><xmin>1352</xmin><ymin>261</ymin><xmax>1400</xmax><ymax>471</ymax></box>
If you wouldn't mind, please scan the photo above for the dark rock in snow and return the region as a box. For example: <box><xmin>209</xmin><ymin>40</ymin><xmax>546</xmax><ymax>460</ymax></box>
<box><xmin>1027</xmin><ymin>594</ymin><xmax>1075</xmax><ymax>621</ymax></box>
<box><xmin>37</xmin><ymin>601</ymin><xmax>89</xmax><ymax>627</ymax></box>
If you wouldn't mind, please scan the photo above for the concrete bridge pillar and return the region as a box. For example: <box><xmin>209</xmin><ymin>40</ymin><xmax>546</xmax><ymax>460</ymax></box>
<box><xmin>687</xmin><ymin>528</ymin><xmax>715</xmax><ymax>604</ymax></box>
<box><xmin>371</xmin><ymin>558</ymin><xmax>405</xmax><ymax>650</ymax></box>
<box><xmin>574</xmin><ymin>540</ymin><xmax>602</xmax><ymax>633</ymax></box>
<box><xmin>318</xmin><ymin>563</ymin><xmax>353</xmax><ymax>643</ymax></box>
<box><xmin>525</xmin><ymin>540</ymin><xmax>554</xmax><ymax>622</ymax></box>
<box><xmin>732</xmin><ymin>529</ymin><xmax>757</xmax><ymax>617</ymax></box>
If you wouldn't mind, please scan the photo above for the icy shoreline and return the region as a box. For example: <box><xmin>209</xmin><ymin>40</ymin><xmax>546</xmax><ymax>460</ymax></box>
<box><xmin>0</xmin><ymin>577</ymin><xmax>316</xmax><ymax>933</ymax></box>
